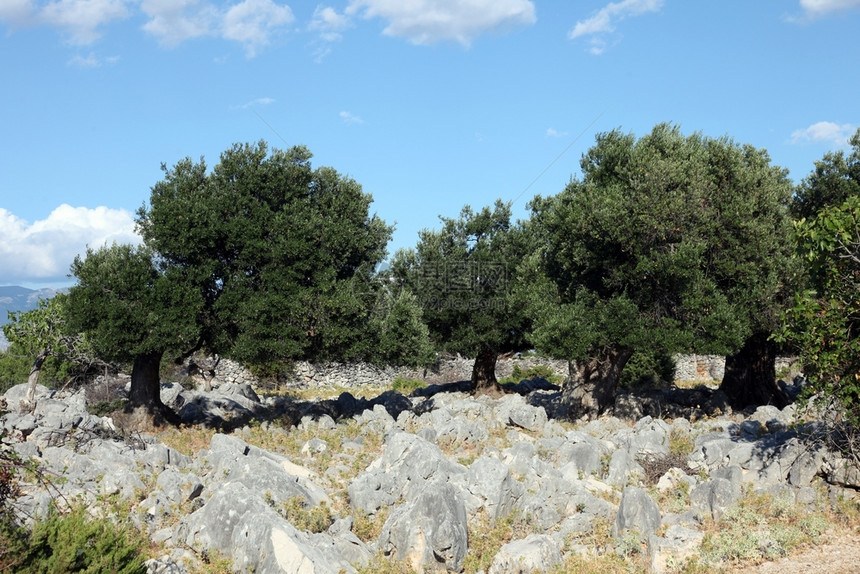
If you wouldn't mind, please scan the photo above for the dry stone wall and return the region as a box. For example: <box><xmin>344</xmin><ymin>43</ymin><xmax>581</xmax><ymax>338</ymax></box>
<box><xmin>214</xmin><ymin>355</ymin><xmax>569</xmax><ymax>390</ymax></box>
<box><xmin>212</xmin><ymin>354</ymin><xmax>794</xmax><ymax>391</ymax></box>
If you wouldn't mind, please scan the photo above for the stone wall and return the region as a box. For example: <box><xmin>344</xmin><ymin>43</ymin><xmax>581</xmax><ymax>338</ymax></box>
<box><xmin>212</xmin><ymin>354</ymin><xmax>797</xmax><ymax>390</ymax></box>
<box><xmin>673</xmin><ymin>354</ymin><xmax>798</xmax><ymax>383</ymax></box>
<box><xmin>213</xmin><ymin>355</ymin><xmax>568</xmax><ymax>390</ymax></box>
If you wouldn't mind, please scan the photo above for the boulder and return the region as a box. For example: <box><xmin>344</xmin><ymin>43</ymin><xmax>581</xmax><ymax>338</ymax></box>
<box><xmin>488</xmin><ymin>534</ymin><xmax>563</xmax><ymax>574</ymax></box>
<box><xmin>465</xmin><ymin>455</ymin><xmax>525</xmax><ymax>521</ymax></box>
<box><xmin>690</xmin><ymin>478</ymin><xmax>738</xmax><ymax>521</ymax></box>
<box><xmin>348</xmin><ymin>432</ymin><xmax>467</xmax><ymax>515</ymax></box>
<box><xmin>176</xmin><ymin>482</ymin><xmax>356</xmax><ymax>573</ymax></box>
<box><xmin>380</xmin><ymin>482</ymin><xmax>469</xmax><ymax>573</ymax></box>
<box><xmin>613</xmin><ymin>486</ymin><xmax>661</xmax><ymax>542</ymax></box>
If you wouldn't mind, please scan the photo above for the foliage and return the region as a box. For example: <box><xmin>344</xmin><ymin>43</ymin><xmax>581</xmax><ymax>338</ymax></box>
<box><xmin>2</xmin><ymin>295</ymin><xmax>106</xmax><ymax>389</ymax></box>
<box><xmin>370</xmin><ymin>286</ymin><xmax>436</xmax><ymax>368</ymax></box>
<box><xmin>619</xmin><ymin>349</ymin><xmax>676</xmax><ymax>389</ymax></box>
<box><xmin>1</xmin><ymin>430</ymin><xmax>147</xmax><ymax>573</ymax></box>
<box><xmin>462</xmin><ymin>511</ymin><xmax>535</xmax><ymax>573</ymax></box>
<box><xmin>136</xmin><ymin>141</ymin><xmax>392</xmax><ymax>366</ymax></box>
<box><xmin>66</xmin><ymin>142</ymin><xmax>391</xmax><ymax>411</ymax></box>
<box><xmin>0</xmin><ymin>348</ymin><xmax>31</xmax><ymax>394</ymax></box>
<box><xmin>696</xmin><ymin>489</ymin><xmax>828</xmax><ymax>567</ymax></box>
<box><xmin>390</xmin><ymin>376</ymin><xmax>427</xmax><ymax>394</ymax></box>
<box><xmin>498</xmin><ymin>363</ymin><xmax>563</xmax><ymax>385</ymax></box>
<box><xmin>3</xmin><ymin>506</ymin><xmax>147</xmax><ymax>574</ymax></box>
<box><xmin>67</xmin><ymin>243</ymin><xmax>202</xmax><ymax>367</ymax></box>
<box><xmin>526</xmin><ymin>123</ymin><xmax>795</xmax><ymax>375</ymax></box>
<box><xmin>781</xmin><ymin>195</ymin><xmax>860</xmax><ymax>426</ymax></box>
<box><xmin>393</xmin><ymin>200</ymin><xmax>531</xmax><ymax>361</ymax></box>
<box><xmin>791</xmin><ymin>128</ymin><xmax>860</xmax><ymax>220</ymax></box>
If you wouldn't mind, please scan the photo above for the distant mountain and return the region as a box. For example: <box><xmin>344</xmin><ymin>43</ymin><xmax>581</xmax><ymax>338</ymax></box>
<box><xmin>0</xmin><ymin>286</ymin><xmax>64</xmax><ymax>350</ymax></box>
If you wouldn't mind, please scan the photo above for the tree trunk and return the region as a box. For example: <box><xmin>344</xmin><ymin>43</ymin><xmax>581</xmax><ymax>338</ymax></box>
<box><xmin>471</xmin><ymin>348</ymin><xmax>500</xmax><ymax>395</ymax></box>
<box><xmin>127</xmin><ymin>351</ymin><xmax>178</xmax><ymax>425</ymax></box>
<box><xmin>23</xmin><ymin>349</ymin><xmax>49</xmax><ymax>411</ymax></box>
<box><xmin>562</xmin><ymin>346</ymin><xmax>634</xmax><ymax>419</ymax></box>
<box><xmin>719</xmin><ymin>332</ymin><xmax>790</xmax><ymax>411</ymax></box>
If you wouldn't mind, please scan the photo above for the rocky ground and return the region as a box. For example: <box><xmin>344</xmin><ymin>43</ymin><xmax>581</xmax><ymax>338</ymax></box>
<box><xmin>2</xmin><ymin>375</ymin><xmax>860</xmax><ymax>573</ymax></box>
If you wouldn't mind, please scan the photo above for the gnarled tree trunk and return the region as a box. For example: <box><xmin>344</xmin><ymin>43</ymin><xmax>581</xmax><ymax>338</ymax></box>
<box><xmin>471</xmin><ymin>348</ymin><xmax>500</xmax><ymax>395</ymax></box>
<box><xmin>562</xmin><ymin>346</ymin><xmax>633</xmax><ymax>419</ymax></box>
<box><xmin>23</xmin><ymin>349</ymin><xmax>49</xmax><ymax>411</ymax></box>
<box><xmin>720</xmin><ymin>332</ymin><xmax>790</xmax><ymax>411</ymax></box>
<box><xmin>127</xmin><ymin>351</ymin><xmax>178</xmax><ymax>425</ymax></box>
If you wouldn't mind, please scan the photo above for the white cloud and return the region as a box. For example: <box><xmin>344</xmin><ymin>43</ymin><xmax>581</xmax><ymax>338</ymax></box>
<box><xmin>798</xmin><ymin>0</ymin><xmax>860</xmax><ymax>18</ymax></box>
<box><xmin>791</xmin><ymin>121</ymin><xmax>855</xmax><ymax>146</ymax></box>
<box><xmin>0</xmin><ymin>0</ymin><xmax>37</xmax><ymax>26</ymax></box>
<box><xmin>546</xmin><ymin>128</ymin><xmax>568</xmax><ymax>138</ymax></box>
<box><xmin>41</xmin><ymin>0</ymin><xmax>131</xmax><ymax>44</ymax></box>
<box><xmin>339</xmin><ymin>110</ymin><xmax>364</xmax><ymax>124</ymax></box>
<box><xmin>140</xmin><ymin>0</ymin><xmax>218</xmax><ymax>46</ymax></box>
<box><xmin>569</xmin><ymin>0</ymin><xmax>663</xmax><ymax>54</ymax></box>
<box><xmin>0</xmin><ymin>0</ymin><xmax>131</xmax><ymax>44</ymax></box>
<box><xmin>0</xmin><ymin>205</ymin><xmax>140</xmax><ymax>285</ymax></box>
<box><xmin>310</xmin><ymin>5</ymin><xmax>350</xmax><ymax>41</ymax></box>
<box><xmin>141</xmin><ymin>0</ymin><xmax>292</xmax><ymax>57</ymax></box>
<box><xmin>67</xmin><ymin>52</ymin><xmax>120</xmax><ymax>67</ymax></box>
<box><xmin>346</xmin><ymin>0</ymin><xmax>536</xmax><ymax>46</ymax></box>
<box><xmin>237</xmin><ymin>97</ymin><xmax>275</xmax><ymax>109</ymax></box>
<box><xmin>222</xmin><ymin>0</ymin><xmax>293</xmax><ymax>57</ymax></box>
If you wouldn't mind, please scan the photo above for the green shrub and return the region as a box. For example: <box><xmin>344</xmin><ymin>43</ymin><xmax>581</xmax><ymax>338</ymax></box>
<box><xmin>2</xmin><ymin>506</ymin><xmax>147</xmax><ymax>573</ymax></box>
<box><xmin>499</xmin><ymin>363</ymin><xmax>563</xmax><ymax>385</ymax></box>
<box><xmin>391</xmin><ymin>377</ymin><xmax>427</xmax><ymax>394</ymax></box>
<box><xmin>619</xmin><ymin>349</ymin><xmax>676</xmax><ymax>389</ymax></box>
<box><xmin>278</xmin><ymin>497</ymin><xmax>333</xmax><ymax>534</ymax></box>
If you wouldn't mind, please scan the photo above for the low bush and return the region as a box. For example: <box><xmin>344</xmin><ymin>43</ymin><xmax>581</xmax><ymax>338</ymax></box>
<box><xmin>391</xmin><ymin>377</ymin><xmax>427</xmax><ymax>394</ymax></box>
<box><xmin>499</xmin><ymin>363</ymin><xmax>563</xmax><ymax>385</ymax></box>
<box><xmin>1</xmin><ymin>428</ymin><xmax>148</xmax><ymax>572</ymax></box>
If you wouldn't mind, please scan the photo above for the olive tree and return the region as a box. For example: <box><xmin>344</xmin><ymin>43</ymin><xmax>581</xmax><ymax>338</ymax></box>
<box><xmin>68</xmin><ymin>141</ymin><xmax>391</xmax><ymax>418</ymax></box>
<box><xmin>527</xmin><ymin>124</ymin><xmax>796</xmax><ymax>417</ymax></box>
<box><xmin>394</xmin><ymin>200</ymin><xmax>531</xmax><ymax>393</ymax></box>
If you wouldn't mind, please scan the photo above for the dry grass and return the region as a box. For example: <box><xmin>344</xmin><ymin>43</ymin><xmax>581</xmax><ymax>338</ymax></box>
<box><xmin>157</xmin><ymin>426</ymin><xmax>217</xmax><ymax>457</ymax></box>
<box><xmin>673</xmin><ymin>379</ymin><xmax>721</xmax><ymax>389</ymax></box>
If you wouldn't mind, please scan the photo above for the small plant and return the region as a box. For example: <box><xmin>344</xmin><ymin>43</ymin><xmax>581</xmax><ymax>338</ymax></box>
<box><xmin>279</xmin><ymin>497</ymin><xmax>333</xmax><ymax>533</ymax></box>
<box><xmin>391</xmin><ymin>377</ymin><xmax>427</xmax><ymax>394</ymax></box>
<box><xmin>355</xmin><ymin>552</ymin><xmax>417</xmax><ymax>574</ymax></box>
<box><xmin>462</xmin><ymin>511</ymin><xmax>534</xmax><ymax>573</ymax></box>
<box><xmin>668</xmin><ymin>427</ymin><xmax>696</xmax><ymax>457</ymax></box>
<box><xmin>697</xmin><ymin>488</ymin><xmax>831</xmax><ymax>568</ymax></box>
<box><xmin>87</xmin><ymin>398</ymin><xmax>128</xmax><ymax>417</ymax></box>
<box><xmin>353</xmin><ymin>507</ymin><xmax>389</xmax><ymax>542</ymax></box>
<box><xmin>499</xmin><ymin>364</ymin><xmax>563</xmax><ymax>385</ymax></box>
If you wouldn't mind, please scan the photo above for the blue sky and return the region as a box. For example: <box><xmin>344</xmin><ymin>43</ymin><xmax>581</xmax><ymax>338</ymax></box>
<box><xmin>1</xmin><ymin>0</ymin><xmax>858</xmax><ymax>288</ymax></box>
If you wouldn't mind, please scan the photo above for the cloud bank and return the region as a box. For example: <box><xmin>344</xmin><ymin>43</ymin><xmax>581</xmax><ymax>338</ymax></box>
<box><xmin>0</xmin><ymin>205</ymin><xmax>140</xmax><ymax>286</ymax></box>
<box><xmin>0</xmin><ymin>0</ymin><xmax>294</xmax><ymax>57</ymax></box>
<box><xmin>791</xmin><ymin>121</ymin><xmax>855</xmax><ymax>146</ymax></box>
<box><xmin>569</xmin><ymin>0</ymin><xmax>663</xmax><ymax>55</ymax></box>
<box><xmin>346</xmin><ymin>0</ymin><xmax>537</xmax><ymax>46</ymax></box>
<box><xmin>798</xmin><ymin>0</ymin><xmax>860</xmax><ymax>19</ymax></box>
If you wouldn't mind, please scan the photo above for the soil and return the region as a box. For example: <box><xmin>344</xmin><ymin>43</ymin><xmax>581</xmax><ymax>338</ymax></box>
<box><xmin>729</xmin><ymin>529</ymin><xmax>860</xmax><ymax>574</ymax></box>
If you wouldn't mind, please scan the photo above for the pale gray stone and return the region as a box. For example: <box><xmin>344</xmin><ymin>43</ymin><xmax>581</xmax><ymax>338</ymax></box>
<box><xmin>488</xmin><ymin>534</ymin><xmax>562</xmax><ymax>574</ymax></box>
<box><xmin>380</xmin><ymin>482</ymin><xmax>469</xmax><ymax>573</ymax></box>
<box><xmin>613</xmin><ymin>486</ymin><xmax>661</xmax><ymax>541</ymax></box>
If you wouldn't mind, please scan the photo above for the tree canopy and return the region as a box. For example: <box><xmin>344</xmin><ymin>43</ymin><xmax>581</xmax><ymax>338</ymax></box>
<box><xmin>526</xmin><ymin>123</ymin><xmax>796</xmax><ymax>416</ymax></box>
<box><xmin>791</xmin><ymin>128</ymin><xmax>860</xmax><ymax>220</ymax></box>
<box><xmin>393</xmin><ymin>200</ymin><xmax>531</xmax><ymax>392</ymax></box>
